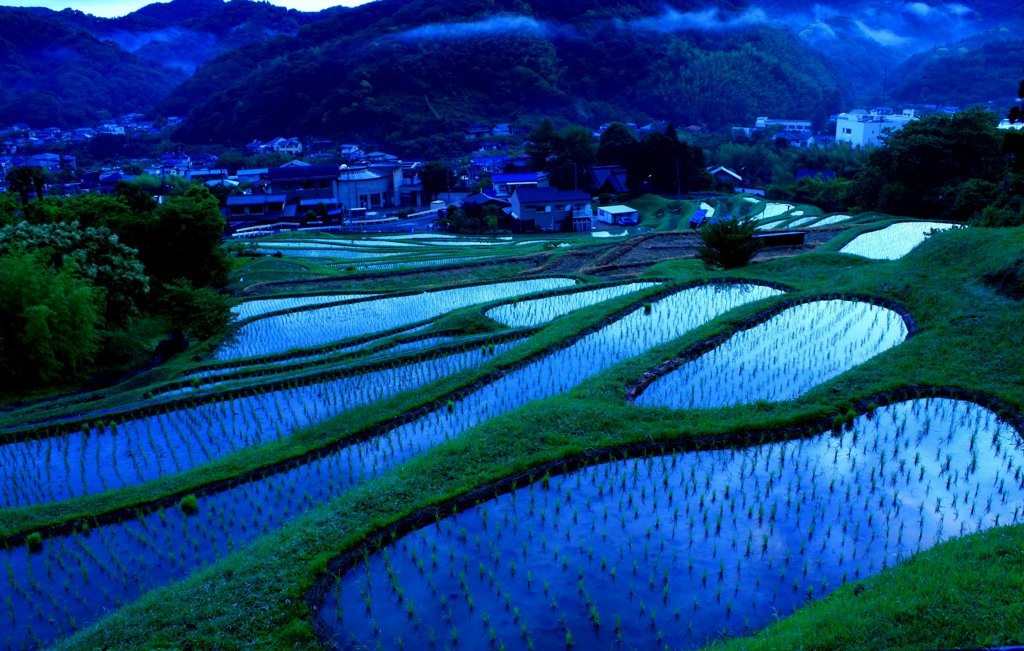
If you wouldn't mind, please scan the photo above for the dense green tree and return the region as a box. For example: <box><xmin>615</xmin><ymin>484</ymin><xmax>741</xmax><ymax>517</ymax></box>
<box><xmin>526</xmin><ymin>118</ymin><xmax>561</xmax><ymax>170</ymax></box>
<box><xmin>631</xmin><ymin>126</ymin><xmax>710</xmax><ymax>194</ymax></box>
<box><xmin>0</xmin><ymin>192</ymin><xmax>19</xmax><ymax>226</ymax></box>
<box><xmin>420</xmin><ymin>161</ymin><xmax>454</xmax><ymax>201</ymax></box>
<box><xmin>597</xmin><ymin>123</ymin><xmax>639</xmax><ymax>168</ymax></box>
<box><xmin>139</xmin><ymin>186</ymin><xmax>230</xmax><ymax>289</ymax></box>
<box><xmin>156</xmin><ymin>279</ymin><xmax>233</xmax><ymax>343</ymax></box>
<box><xmin>6</xmin><ymin>166</ymin><xmax>46</xmax><ymax>205</ymax></box>
<box><xmin>0</xmin><ymin>221</ymin><xmax>148</xmax><ymax>326</ymax></box>
<box><xmin>116</xmin><ymin>181</ymin><xmax>159</xmax><ymax>214</ymax></box>
<box><xmin>0</xmin><ymin>249</ymin><xmax>104</xmax><ymax>389</ymax></box>
<box><xmin>852</xmin><ymin>108</ymin><xmax>1004</xmax><ymax>219</ymax></box>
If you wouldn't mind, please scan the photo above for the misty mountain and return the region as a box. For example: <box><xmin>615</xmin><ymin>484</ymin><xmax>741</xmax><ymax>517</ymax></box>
<box><xmin>0</xmin><ymin>6</ymin><xmax>182</xmax><ymax>127</ymax></box>
<box><xmin>0</xmin><ymin>0</ymin><xmax>318</xmax><ymax>128</ymax></box>
<box><xmin>4</xmin><ymin>0</ymin><xmax>1022</xmax><ymax>138</ymax></box>
<box><xmin>165</xmin><ymin>0</ymin><xmax>847</xmax><ymax>149</ymax></box>
<box><xmin>58</xmin><ymin>0</ymin><xmax>320</xmax><ymax>76</ymax></box>
<box><xmin>891</xmin><ymin>39</ymin><xmax>1024</xmax><ymax>109</ymax></box>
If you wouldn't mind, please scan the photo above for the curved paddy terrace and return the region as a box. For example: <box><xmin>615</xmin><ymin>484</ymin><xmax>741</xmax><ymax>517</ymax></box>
<box><xmin>314</xmin><ymin>398</ymin><xmax>1022</xmax><ymax>650</ymax></box>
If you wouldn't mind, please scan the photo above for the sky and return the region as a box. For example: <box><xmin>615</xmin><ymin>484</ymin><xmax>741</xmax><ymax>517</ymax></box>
<box><xmin>0</xmin><ymin>0</ymin><xmax>373</xmax><ymax>17</ymax></box>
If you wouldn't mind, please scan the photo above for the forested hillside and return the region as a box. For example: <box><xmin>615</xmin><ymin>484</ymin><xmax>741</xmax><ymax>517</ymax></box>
<box><xmin>0</xmin><ymin>0</ymin><xmax>316</xmax><ymax>127</ymax></box>
<box><xmin>166</xmin><ymin>0</ymin><xmax>847</xmax><ymax>149</ymax></box>
<box><xmin>892</xmin><ymin>39</ymin><xmax>1024</xmax><ymax>108</ymax></box>
<box><xmin>0</xmin><ymin>7</ymin><xmax>182</xmax><ymax>127</ymax></box>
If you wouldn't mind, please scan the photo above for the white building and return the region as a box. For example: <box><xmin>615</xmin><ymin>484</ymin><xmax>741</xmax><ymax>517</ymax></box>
<box><xmin>998</xmin><ymin>119</ymin><xmax>1024</xmax><ymax>130</ymax></box>
<box><xmin>596</xmin><ymin>205</ymin><xmax>639</xmax><ymax>226</ymax></box>
<box><xmin>835</xmin><ymin>109</ymin><xmax>919</xmax><ymax>147</ymax></box>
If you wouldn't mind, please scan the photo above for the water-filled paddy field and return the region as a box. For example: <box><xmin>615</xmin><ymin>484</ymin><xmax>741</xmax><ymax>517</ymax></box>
<box><xmin>635</xmin><ymin>299</ymin><xmax>909</xmax><ymax>409</ymax></box>
<box><xmin>0</xmin><ymin>341</ymin><xmax>523</xmax><ymax>507</ymax></box>
<box><xmin>316</xmin><ymin>398</ymin><xmax>1023</xmax><ymax>650</ymax></box>
<box><xmin>840</xmin><ymin>222</ymin><xmax>958</xmax><ymax>260</ymax></box>
<box><xmin>215</xmin><ymin>278</ymin><xmax>576</xmax><ymax>360</ymax></box>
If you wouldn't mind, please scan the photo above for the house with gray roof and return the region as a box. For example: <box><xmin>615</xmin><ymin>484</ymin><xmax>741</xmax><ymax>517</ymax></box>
<box><xmin>510</xmin><ymin>187</ymin><xmax>592</xmax><ymax>233</ymax></box>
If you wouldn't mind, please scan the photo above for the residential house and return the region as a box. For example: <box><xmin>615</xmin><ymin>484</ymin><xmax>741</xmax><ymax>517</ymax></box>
<box><xmin>707</xmin><ymin>166</ymin><xmax>743</xmax><ymax>185</ymax></box>
<box><xmin>770</xmin><ymin>131</ymin><xmax>811</xmax><ymax>148</ymax></box>
<box><xmin>339</xmin><ymin>144</ymin><xmax>364</xmax><ymax>162</ymax></box>
<box><xmin>510</xmin><ymin>187</ymin><xmax>592</xmax><ymax>233</ymax></box>
<box><xmin>98</xmin><ymin>171</ymin><xmax>133</xmax><ymax>194</ymax></box>
<box><xmin>24</xmin><ymin>153</ymin><xmax>62</xmax><ymax>173</ymax></box>
<box><xmin>336</xmin><ymin>165</ymin><xmax>397</xmax><ymax>213</ymax></box>
<box><xmin>247</xmin><ymin>137</ymin><xmax>304</xmax><ymax>156</ymax></box>
<box><xmin>399</xmin><ymin>162</ymin><xmax>427</xmax><ymax>207</ymax></box>
<box><xmin>492</xmin><ymin>172</ymin><xmax>548</xmax><ymax>198</ymax></box>
<box><xmin>189</xmin><ymin>168</ymin><xmax>227</xmax><ymax>183</ymax></box>
<box><xmin>267</xmin><ymin>137</ymin><xmax>303</xmax><ymax>156</ymax></box>
<box><xmin>469</xmin><ymin>153</ymin><xmax>509</xmax><ymax>176</ymax></box>
<box><xmin>461</xmin><ymin>192</ymin><xmax>510</xmax><ymax>211</ymax></box>
<box><xmin>268</xmin><ymin>164</ymin><xmax>338</xmax><ymax>203</ymax></box>
<box><xmin>366</xmin><ymin>151</ymin><xmax>399</xmax><ymax>164</ymax></box>
<box><xmin>835</xmin><ymin>109</ymin><xmax>918</xmax><ymax>147</ymax></box>
<box><xmin>224</xmin><ymin>194</ymin><xmax>292</xmax><ymax>228</ymax></box>
<box><xmin>465</xmin><ymin>123</ymin><xmax>491</xmax><ymax>140</ymax></box>
<box><xmin>756</xmin><ymin>117</ymin><xmax>812</xmax><ymax>132</ymax></box>
<box><xmin>97</xmin><ymin>123</ymin><xmax>126</xmax><ymax>136</ymax></box>
<box><xmin>236</xmin><ymin>168</ymin><xmax>269</xmax><ymax>184</ymax></box>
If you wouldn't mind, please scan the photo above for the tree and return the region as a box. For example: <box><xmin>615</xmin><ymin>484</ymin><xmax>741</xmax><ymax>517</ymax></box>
<box><xmin>852</xmin><ymin>108</ymin><xmax>1004</xmax><ymax>219</ymax></box>
<box><xmin>156</xmin><ymin>279</ymin><xmax>233</xmax><ymax>343</ymax></box>
<box><xmin>6</xmin><ymin>166</ymin><xmax>46</xmax><ymax>205</ymax></box>
<box><xmin>697</xmin><ymin>217</ymin><xmax>760</xmax><ymax>270</ymax></box>
<box><xmin>597</xmin><ymin>122</ymin><xmax>639</xmax><ymax>167</ymax></box>
<box><xmin>130</xmin><ymin>186</ymin><xmax>229</xmax><ymax>290</ymax></box>
<box><xmin>420</xmin><ymin>161</ymin><xmax>453</xmax><ymax>201</ymax></box>
<box><xmin>0</xmin><ymin>249</ymin><xmax>104</xmax><ymax>390</ymax></box>
<box><xmin>0</xmin><ymin>221</ymin><xmax>149</xmax><ymax>326</ymax></box>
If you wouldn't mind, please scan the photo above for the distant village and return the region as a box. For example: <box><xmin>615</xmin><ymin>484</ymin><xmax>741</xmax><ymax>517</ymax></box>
<box><xmin>2</xmin><ymin>104</ymin><xmax>1020</xmax><ymax>236</ymax></box>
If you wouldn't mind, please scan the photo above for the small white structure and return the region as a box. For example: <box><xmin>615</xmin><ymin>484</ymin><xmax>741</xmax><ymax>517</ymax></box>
<box><xmin>596</xmin><ymin>205</ymin><xmax>639</xmax><ymax>226</ymax></box>
<box><xmin>835</xmin><ymin>109</ymin><xmax>919</xmax><ymax>147</ymax></box>
<box><xmin>998</xmin><ymin>119</ymin><xmax>1024</xmax><ymax>130</ymax></box>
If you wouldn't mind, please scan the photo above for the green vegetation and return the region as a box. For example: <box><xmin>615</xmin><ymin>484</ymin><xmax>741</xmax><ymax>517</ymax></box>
<box><xmin>696</xmin><ymin>216</ymin><xmax>759</xmax><ymax>270</ymax></box>
<box><xmin>0</xmin><ymin>249</ymin><xmax>103</xmax><ymax>390</ymax></box>
<box><xmin>0</xmin><ymin>185</ymin><xmax>230</xmax><ymax>397</ymax></box>
<box><xmin>892</xmin><ymin>39</ymin><xmax>1024</xmax><ymax>109</ymax></box>
<box><xmin>24</xmin><ymin>531</ymin><xmax>42</xmax><ymax>551</ymax></box>
<box><xmin>178</xmin><ymin>494</ymin><xmax>199</xmax><ymax>514</ymax></box>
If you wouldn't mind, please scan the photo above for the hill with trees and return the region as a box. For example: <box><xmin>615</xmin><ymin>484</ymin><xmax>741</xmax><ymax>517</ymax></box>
<box><xmin>0</xmin><ymin>7</ymin><xmax>183</xmax><ymax>127</ymax></box>
<box><xmin>165</xmin><ymin>0</ymin><xmax>847</xmax><ymax>150</ymax></box>
<box><xmin>891</xmin><ymin>39</ymin><xmax>1024</xmax><ymax>109</ymax></box>
<box><xmin>0</xmin><ymin>0</ymin><xmax>317</xmax><ymax>127</ymax></box>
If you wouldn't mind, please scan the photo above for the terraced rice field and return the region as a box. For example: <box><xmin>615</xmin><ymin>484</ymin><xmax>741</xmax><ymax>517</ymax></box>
<box><xmin>840</xmin><ymin>222</ymin><xmax>959</xmax><ymax>260</ymax></box>
<box><xmin>318</xmin><ymin>398</ymin><xmax>1020</xmax><ymax>650</ymax></box>
<box><xmin>5</xmin><ymin>218</ymin><xmax>1021</xmax><ymax>651</ymax></box>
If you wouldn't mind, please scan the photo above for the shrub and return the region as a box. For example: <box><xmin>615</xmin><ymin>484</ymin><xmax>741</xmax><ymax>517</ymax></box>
<box><xmin>179</xmin><ymin>493</ymin><xmax>199</xmax><ymax>514</ymax></box>
<box><xmin>26</xmin><ymin>532</ymin><xmax>42</xmax><ymax>551</ymax></box>
<box><xmin>697</xmin><ymin>217</ymin><xmax>760</xmax><ymax>270</ymax></box>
